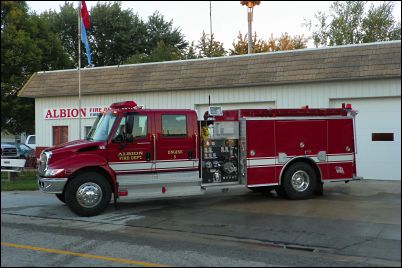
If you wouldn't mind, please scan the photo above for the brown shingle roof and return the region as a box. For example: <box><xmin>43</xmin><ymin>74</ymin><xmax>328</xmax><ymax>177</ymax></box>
<box><xmin>19</xmin><ymin>41</ymin><xmax>401</xmax><ymax>98</ymax></box>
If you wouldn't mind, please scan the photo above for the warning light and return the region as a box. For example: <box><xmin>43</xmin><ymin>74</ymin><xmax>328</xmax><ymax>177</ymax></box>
<box><xmin>110</xmin><ymin>101</ymin><xmax>138</xmax><ymax>109</ymax></box>
<box><xmin>240</xmin><ymin>1</ymin><xmax>261</xmax><ymax>8</ymax></box>
<box><xmin>118</xmin><ymin>190</ymin><xmax>128</xmax><ymax>196</ymax></box>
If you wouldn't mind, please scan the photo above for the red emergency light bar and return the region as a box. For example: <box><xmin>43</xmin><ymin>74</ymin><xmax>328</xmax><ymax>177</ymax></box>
<box><xmin>342</xmin><ymin>103</ymin><xmax>353</xmax><ymax>109</ymax></box>
<box><xmin>110</xmin><ymin>101</ymin><xmax>138</xmax><ymax>109</ymax></box>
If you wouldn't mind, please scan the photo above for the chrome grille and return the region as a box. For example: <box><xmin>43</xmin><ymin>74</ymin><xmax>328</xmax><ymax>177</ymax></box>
<box><xmin>2</xmin><ymin>148</ymin><xmax>17</xmax><ymax>157</ymax></box>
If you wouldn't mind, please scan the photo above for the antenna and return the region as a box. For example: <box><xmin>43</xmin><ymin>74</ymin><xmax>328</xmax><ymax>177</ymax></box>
<box><xmin>209</xmin><ymin>1</ymin><xmax>213</xmax><ymax>48</ymax></box>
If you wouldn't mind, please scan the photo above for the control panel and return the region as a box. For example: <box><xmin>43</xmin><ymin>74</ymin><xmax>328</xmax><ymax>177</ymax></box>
<box><xmin>200</xmin><ymin>121</ymin><xmax>240</xmax><ymax>185</ymax></box>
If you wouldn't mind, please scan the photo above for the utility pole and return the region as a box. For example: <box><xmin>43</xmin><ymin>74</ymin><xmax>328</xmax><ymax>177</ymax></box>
<box><xmin>240</xmin><ymin>1</ymin><xmax>260</xmax><ymax>54</ymax></box>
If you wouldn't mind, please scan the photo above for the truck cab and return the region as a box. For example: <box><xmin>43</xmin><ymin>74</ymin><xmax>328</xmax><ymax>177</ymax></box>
<box><xmin>38</xmin><ymin>101</ymin><xmax>201</xmax><ymax>216</ymax></box>
<box><xmin>25</xmin><ymin>135</ymin><xmax>36</xmax><ymax>150</ymax></box>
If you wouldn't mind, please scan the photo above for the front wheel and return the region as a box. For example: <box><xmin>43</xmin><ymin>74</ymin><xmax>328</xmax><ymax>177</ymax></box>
<box><xmin>55</xmin><ymin>193</ymin><xmax>65</xmax><ymax>203</ymax></box>
<box><xmin>65</xmin><ymin>172</ymin><xmax>112</xmax><ymax>217</ymax></box>
<box><xmin>282</xmin><ymin>162</ymin><xmax>317</xmax><ymax>200</ymax></box>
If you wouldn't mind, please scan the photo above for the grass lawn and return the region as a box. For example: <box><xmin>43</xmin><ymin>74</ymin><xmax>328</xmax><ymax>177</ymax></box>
<box><xmin>1</xmin><ymin>170</ymin><xmax>38</xmax><ymax>191</ymax></box>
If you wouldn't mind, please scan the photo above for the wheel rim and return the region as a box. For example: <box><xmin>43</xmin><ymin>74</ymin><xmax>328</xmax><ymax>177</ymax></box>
<box><xmin>291</xmin><ymin>170</ymin><xmax>310</xmax><ymax>192</ymax></box>
<box><xmin>76</xmin><ymin>182</ymin><xmax>103</xmax><ymax>208</ymax></box>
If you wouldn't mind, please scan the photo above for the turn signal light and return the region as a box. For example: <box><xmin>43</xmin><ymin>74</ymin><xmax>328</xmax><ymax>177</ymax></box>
<box><xmin>118</xmin><ymin>190</ymin><xmax>128</xmax><ymax>196</ymax></box>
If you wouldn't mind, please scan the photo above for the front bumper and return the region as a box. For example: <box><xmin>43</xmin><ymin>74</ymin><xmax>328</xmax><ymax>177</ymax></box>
<box><xmin>38</xmin><ymin>176</ymin><xmax>68</xmax><ymax>194</ymax></box>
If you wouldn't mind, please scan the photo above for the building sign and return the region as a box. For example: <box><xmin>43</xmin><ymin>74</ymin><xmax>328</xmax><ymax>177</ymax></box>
<box><xmin>44</xmin><ymin>107</ymin><xmax>111</xmax><ymax>120</ymax></box>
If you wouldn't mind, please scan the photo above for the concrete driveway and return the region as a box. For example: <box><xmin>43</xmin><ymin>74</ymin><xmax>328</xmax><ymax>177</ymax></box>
<box><xmin>1</xmin><ymin>179</ymin><xmax>401</xmax><ymax>266</ymax></box>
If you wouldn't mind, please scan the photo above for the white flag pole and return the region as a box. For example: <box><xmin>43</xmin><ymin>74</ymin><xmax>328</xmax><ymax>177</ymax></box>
<box><xmin>78</xmin><ymin>1</ymin><xmax>82</xmax><ymax>139</ymax></box>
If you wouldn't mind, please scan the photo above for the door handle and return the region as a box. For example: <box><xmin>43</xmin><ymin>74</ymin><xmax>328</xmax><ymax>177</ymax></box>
<box><xmin>152</xmin><ymin>134</ymin><xmax>156</xmax><ymax>162</ymax></box>
<box><xmin>146</xmin><ymin>152</ymin><xmax>151</xmax><ymax>161</ymax></box>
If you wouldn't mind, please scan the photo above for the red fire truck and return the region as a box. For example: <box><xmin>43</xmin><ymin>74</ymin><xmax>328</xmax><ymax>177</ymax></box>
<box><xmin>38</xmin><ymin>101</ymin><xmax>361</xmax><ymax>216</ymax></box>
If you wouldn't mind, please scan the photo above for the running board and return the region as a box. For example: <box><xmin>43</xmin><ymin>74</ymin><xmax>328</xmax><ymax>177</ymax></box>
<box><xmin>117</xmin><ymin>171</ymin><xmax>204</xmax><ymax>199</ymax></box>
<box><xmin>117</xmin><ymin>171</ymin><xmax>201</xmax><ymax>187</ymax></box>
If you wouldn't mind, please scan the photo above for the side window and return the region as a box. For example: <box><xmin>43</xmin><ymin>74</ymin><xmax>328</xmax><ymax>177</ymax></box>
<box><xmin>162</xmin><ymin>115</ymin><xmax>187</xmax><ymax>137</ymax></box>
<box><xmin>113</xmin><ymin>117</ymin><xmax>126</xmax><ymax>141</ymax></box>
<box><xmin>113</xmin><ymin>115</ymin><xmax>148</xmax><ymax>141</ymax></box>
<box><xmin>28</xmin><ymin>136</ymin><xmax>35</xmax><ymax>144</ymax></box>
<box><xmin>132</xmin><ymin>115</ymin><xmax>147</xmax><ymax>138</ymax></box>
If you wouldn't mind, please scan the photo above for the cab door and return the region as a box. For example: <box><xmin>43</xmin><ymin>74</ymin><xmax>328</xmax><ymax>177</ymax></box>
<box><xmin>107</xmin><ymin>111</ymin><xmax>155</xmax><ymax>177</ymax></box>
<box><xmin>154</xmin><ymin>111</ymin><xmax>198</xmax><ymax>175</ymax></box>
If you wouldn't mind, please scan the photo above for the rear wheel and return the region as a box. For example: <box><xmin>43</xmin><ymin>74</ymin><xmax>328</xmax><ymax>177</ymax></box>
<box><xmin>282</xmin><ymin>162</ymin><xmax>317</xmax><ymax>200</ymax></box>
<box><xmin>65</xmin><ymin>172</ymin><xmax>112</xmax><ymax>217</ymax></box>
<box><xmin>274</xmin><ymin>185</ymin><xmax>287</xmax><ymax>198</ymax></box>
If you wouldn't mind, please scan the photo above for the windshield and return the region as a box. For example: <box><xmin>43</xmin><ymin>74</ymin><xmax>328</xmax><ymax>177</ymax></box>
<box><xmin>86</xmin><ymin>112</ymin><xmax>118</xmax><ymax>141</ymax></box>
<box><xmin>16</xmin><ymin>143</ymin><xmax>32</xmax><ymax>152</ymax></box>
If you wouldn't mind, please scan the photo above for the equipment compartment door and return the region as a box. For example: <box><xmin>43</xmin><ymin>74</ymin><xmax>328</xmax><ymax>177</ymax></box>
<box><xmin>276</xmin><ymin>120</ymin><xmax>328</xmax><ymax>179</ymax></box>
<box><xmin>327</xmin><ymin>119</ymin><xmax>355</xmax><ymax>180</ymax></box>
<box><xmin>246</xmin><ymin>120</ymin><xmax>276</xmax><ymax>185</ymax></box>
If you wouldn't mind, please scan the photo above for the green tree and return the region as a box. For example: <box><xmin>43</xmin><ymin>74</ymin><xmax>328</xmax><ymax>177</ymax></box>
<box><xmin>197</xmin><ymin>31</ymin><xmax>226</xmax><ymax>58</ymax></box>
<box><xmin>276</xmin><ymin>33</ymin><xmax>308</xmax><ymax>51</ymax></box>
<box><xmin>41</xmin><ymin>4</ymin><xmax>189</xmax><ymax>67</ymax></box>
<box><xmin>42</xmin><ymin>2</ymin><xmax>147</xmax><ymax>67</ymax></box>
<box><xmin>362</xmin><ymin>1</ymin><xmax>401</xmax><ymax>42</ymax></box>
<box><xmin>1</xmin><ymin>1</ymin><xmax>71</xmax><ymax>134</ymax></box>
<box><xmin>305</xmin><ymin>1</ymin><xmax>401</xmax><ymax>47</ymax></box>
<box><xmin>125</xmin><ymin>40</ymin><xmax>181</xmax><ymax>64</ymax></box>
<box><xmin>183</xmin><ymin>41</ymin><xmax>198</xmax><ymax>59</ymax></box>
<box><xmin>90</xmin><ymin>2</ymin><xmax>147</xmax><ymax>66</ymax></box>
<box><xmin>229</xmin><ymin>31</ymin><xmax>307</xmax><ymax>55</ymax></box>
<box><xmin>145</xmin><ymin>11</ymin><xmax>188</xmax><ymax>55</ymax></box>
<box><xmin>41</xmin><ymin>2</ymin><xmax>81</xmax><ymax>66</ymax></box>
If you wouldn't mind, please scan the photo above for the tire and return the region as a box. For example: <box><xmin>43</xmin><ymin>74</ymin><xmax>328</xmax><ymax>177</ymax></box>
<box><xmin>274</xmin><ymin>185</ymin><xmax>287</xmax><ymax>198</ymax></box>
<box><xmin>314</xmin><ymin>182</ymin><xmax>324</xmax><ymax>196</ymax></box>
<box><xmin>248</xmin><ymin>186</ymin><xmax>275</xmax><ymax>193</ymax></box>
<box><xmin>64</xmin><ymin>172</ymin><xmax>112</xmax><ymax>217</ymax></box>
<box><xmin>55</xmin><ymin>193</ymin><xmax>65</xmax><ymax>203</ymax></box>
<box><xmin>281</xmin><ymin>162</ymin><xmax>317</xmax><ymax>200</ymax></box>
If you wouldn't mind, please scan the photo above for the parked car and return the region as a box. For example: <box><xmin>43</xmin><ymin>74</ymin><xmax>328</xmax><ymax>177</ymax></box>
<box><xmin>1</xmin><ymin>142</ymin><xmax>36</xmax><ymax>168</ymax></box>
<box><xmin>25</xmin><ymin>135</ymin><xmax>36</xmax><ymax>149</ymax></box>
<box><xmin>1</xmin><ymin>142</ymin><xmax>19</xmax><ymax>158</ymax></box>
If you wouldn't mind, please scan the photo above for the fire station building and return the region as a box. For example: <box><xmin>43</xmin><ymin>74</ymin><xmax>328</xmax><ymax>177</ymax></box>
<box><xmin>19</xmin><ymin>40</ymin><xmax>401</xmax><ymax>180</ymax></box>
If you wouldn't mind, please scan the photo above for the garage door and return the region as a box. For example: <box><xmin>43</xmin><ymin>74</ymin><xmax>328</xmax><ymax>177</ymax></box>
<box><xmin>330</xmin><ymin>97</ymin><xmax>401</xmax><ymax>180</ymax></box>
<box><xmin>195</xmin><ymin>102</ymin><xmax>276</xmax><ymax>120</ymax></box>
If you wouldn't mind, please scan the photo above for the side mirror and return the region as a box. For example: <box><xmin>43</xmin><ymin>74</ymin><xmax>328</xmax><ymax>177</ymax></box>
<box><xmin>126</xmin><ymin>114</ymin><xmax>134</xmax><ymax>134</ymax></box>
<box><xmin>126</xmin><ymin>133</ymin><xmax>133</xmax><ymax>143</ymax></box>
<box><xmin>112</xmin><ymin>135</ymin><xmax>124</xmax><ymax>143</ymax></box>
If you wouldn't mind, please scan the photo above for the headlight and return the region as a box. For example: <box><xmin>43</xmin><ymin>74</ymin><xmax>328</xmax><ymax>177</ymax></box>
<box><xmin>44</xmin><ymin>168</ymin><xmax>64</xmax><ymax>177</ymax></box>
<box><xmin>45</xmin><ymin>151</ymin><xmax>52</xmax><ymax>164</ymax></box>
<box><xmin>40</xmin><ymin>151</ymin><xmax>52</xmax><ymax>165</ymax></box>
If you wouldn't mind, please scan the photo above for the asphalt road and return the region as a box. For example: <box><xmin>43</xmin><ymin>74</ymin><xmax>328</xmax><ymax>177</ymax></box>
<box><xmin>1</xmin><ymin>180</ymin><xmax>401</xmax><ymax>267</ymax></box>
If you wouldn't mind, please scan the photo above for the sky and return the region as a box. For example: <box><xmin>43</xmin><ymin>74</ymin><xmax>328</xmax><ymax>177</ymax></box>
<box><xmin>27</xmin><ymin>1</ymin><xmax>401</xmax><ymax>50</ymax></box>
